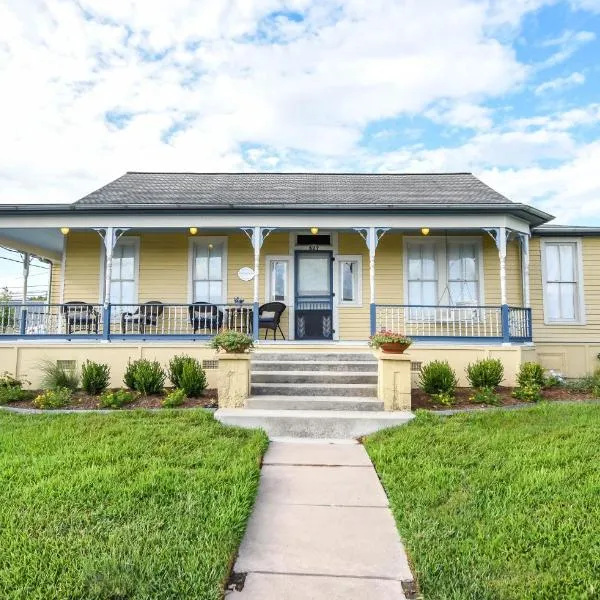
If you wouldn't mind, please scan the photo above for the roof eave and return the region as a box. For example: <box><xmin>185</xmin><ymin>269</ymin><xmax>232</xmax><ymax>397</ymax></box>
<box><xmin>0</xmin><ymin>201</ymin><xmax>554</xmax><ymax>226</ymax></box>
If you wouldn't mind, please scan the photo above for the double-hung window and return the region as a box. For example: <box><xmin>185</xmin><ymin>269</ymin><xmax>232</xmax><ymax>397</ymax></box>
<box><xmin>405</xmin><ymin>238</ymin><xmax>482</xmax><ymax>309</ymax></box>
<box><xmin>191</xmin><ymin>239</ymin><xmax>227</xmax><ymax>303</ymax></box>
<box><xmin>541</xmin><ymin>240</ymin><xmax>584</xmax><ymax>324</ymax></box>
<box><xmin>109</xmin><ymin>238</ymin><xmax>138</xmax><ymax>307</ymax></box>
<box><xmin>338</xmin><ymin>256</ymin><xmax>362</xmax><ymax>306</ymax></box>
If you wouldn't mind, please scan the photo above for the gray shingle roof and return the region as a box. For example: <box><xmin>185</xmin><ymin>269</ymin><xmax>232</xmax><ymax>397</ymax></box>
<box><xmin>74</xmin><ymin>172</ymin><xmax>513</xmax><ymax>207</ymax></box>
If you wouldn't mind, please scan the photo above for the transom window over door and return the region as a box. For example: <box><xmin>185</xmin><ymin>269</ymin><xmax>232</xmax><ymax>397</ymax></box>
<box><xmin>192</xmin><ymin>239</ymin><xmax>227</xmax><ymax>303</ymax></box>
<box><xmin>542</xmin><ymin>240</ymin><xmax>584</xmax><ymax>324</ymax></box>
<box><xmin>405</xmin><ymin>238</ymin><xmax>482</xmax><ymax>307</ymax></box>
<box><xmin>110</xmin><ymin>240</ymin><xmax>138</xmax><ymax>306</ymax></box>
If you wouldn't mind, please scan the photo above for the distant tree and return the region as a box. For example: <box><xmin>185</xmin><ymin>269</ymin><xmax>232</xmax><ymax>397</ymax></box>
<box><xmin>0</xmin><ymin>287</ymin><xmax>15</xmax><ymax>333</ymax></box>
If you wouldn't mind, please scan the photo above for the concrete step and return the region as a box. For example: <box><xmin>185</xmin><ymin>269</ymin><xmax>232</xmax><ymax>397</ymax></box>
<box><xmin>251</xmin><ymin>382</ymin><xmax>378</xmax><ymax>397</ymax></box>
<box><xmin>247</xmin><ymin>395</ymin><xmax>384</xmax><ymax>411</ymax></box>
<box><xmin>251</xmin><ymin>371</ymin><xmax>378</xmax><ymax>385</ymax></box>
<box><xmin>251</xmin><ymin>360</ymin><xmax>378</xmax><ymax>373</ymax></box>
<box><xmin>215</xmin><ymin>408</ymin><xmax>414</xmax><ymax>439</ymax></box>
<box><xmin>253</xmin><ymin>352</ymin><xmax>376</xmax><ymax>362</ymax></box>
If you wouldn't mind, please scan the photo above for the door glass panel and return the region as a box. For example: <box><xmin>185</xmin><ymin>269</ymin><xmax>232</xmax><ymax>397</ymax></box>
<box><xmin>297</xmin><ymin>255</ymin><xmax>330</xmax><ymax>295</ymax></box>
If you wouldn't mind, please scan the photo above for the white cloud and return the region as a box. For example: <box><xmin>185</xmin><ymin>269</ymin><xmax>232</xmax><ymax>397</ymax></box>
<box><xmin>481</xmin><ymin>141</ymin><xmax>600</xmax><ymax>223</ymax></box>
<box><xmin>539</xmin><ymin>29</ymin><xmax>596</xmax><ymax>67</ymax></box>
<box><xmin>425</xmin><ymin>102</ymin><xmax>494</xmax><ymax>130</ymax></box>
<box><xmin>535</xmin><ymin>71</ymin><xmax>585</xmax><ymax>94</ymax></box>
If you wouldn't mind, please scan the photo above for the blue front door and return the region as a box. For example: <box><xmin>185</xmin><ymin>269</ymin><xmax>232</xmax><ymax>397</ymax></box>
<box><xmin>294</xmin><ymin>251</ymin><xmax>334</xmax><ymax>340</ymax></box>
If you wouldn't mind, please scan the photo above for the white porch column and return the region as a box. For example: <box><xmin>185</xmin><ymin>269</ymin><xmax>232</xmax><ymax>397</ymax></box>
<box><xmin>485</xmin><ymin>227</ymin><xmax>510</xmax><ymax>343</ymax></box>
<box><xmin>21</xmin><ymin>252</ymin><xmax>30</xmax><ymax>304</ymax></box>
<box><xmin>95</xmin><ymin>227</ymin><xmax>129</xmax><ymax>339</ymax></box>
<box><xmin>354</xmin><ymin>227</ymin><xmax>389</xmax><ymax>334</ymax></box>
<box><xmin>19</xmin><ymin>252</ymin><xmax>30</xmax><ymax>335</ymax></box>
<box><xmin>518</xmin><ymin>233</ymin><xmax>531</xmax><ymax>307</ymax></box>
<box><xmin>498</xmin><ymin>226</ymin><xmax>508</xmax><ymax>306</ymax></box>
<box><xmin>242</xmin><ymin>227</ymin><xmax>275</xmax><ymax>339</ymax></box>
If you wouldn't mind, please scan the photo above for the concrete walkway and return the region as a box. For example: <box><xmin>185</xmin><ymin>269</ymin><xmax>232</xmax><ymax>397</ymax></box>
<box><xmin>227</xmin><ymin>440</ymin><xmax>414</xmax><ymax>599</ymax></box>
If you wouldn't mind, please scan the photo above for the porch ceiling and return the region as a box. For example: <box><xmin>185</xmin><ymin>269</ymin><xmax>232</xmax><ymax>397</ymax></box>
<box><xmin>0</xmin><ymin>229</ymin><xmax>63</xmax><ymax>261</ymax></box>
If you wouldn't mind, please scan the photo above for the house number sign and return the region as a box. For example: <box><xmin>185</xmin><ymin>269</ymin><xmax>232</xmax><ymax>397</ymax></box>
<box><xmin>238</xmin><ymin>267</ymin><xmax>255</xmax><ymax>281</ymax></box>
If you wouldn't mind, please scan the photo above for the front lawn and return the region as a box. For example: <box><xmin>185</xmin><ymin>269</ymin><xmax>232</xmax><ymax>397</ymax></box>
<box><xmin>365</xmin><ymin>403</ymin><xmax>600</xmax><ymax>600</ymax></box>
<box><xmin>0</xmin><ymin>410</ymin><xmax>268</xmax><ymax>600</ymax></box>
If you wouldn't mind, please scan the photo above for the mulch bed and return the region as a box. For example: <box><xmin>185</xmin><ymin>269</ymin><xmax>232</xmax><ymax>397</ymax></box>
<box><xmin>411</xmin><ymin>386</ymin><xmax>595</xmax><ymax>410</ymax></box>
<box><xmin>8</xmin><ymin>389</ymin><xmax>218</xmax><ymax>410</ymax></box>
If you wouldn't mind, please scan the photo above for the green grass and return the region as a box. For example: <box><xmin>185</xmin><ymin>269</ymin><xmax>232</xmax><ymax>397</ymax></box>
<box><xmin>365</xmin><ymin>403</ymin><xmax>600</xmax><ymax>600</ymax></box>
<box><xmin>0</xmin><ymin>410</ymin><xmax>268</xmax><ymax>600</ymax></box>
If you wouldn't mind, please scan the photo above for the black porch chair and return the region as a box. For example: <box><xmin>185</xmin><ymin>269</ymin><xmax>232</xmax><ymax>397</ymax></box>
<box><xmin>121</xmin><ymin>301</ymin><xmax>164</xmax><ymax>334</ymax></box>
<box><xmin>188</xmin><ymin>302</ymin><xmax>223</xmax><ymax>334</ymax></box>
<box><xmin>258</xmin><ymin>302</ymin><xmax>286</xmax><ymax>340</ymax></box>
<box><xmin>61</xmin><ymin>301</ymin><xmax>99</xmax><ymax>335</ymax></box>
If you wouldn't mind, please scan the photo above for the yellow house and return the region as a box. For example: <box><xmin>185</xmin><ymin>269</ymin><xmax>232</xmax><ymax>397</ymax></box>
<box><xmin>0</xmin><ymin>172</ymin><xmax>598</xmax><ymax>388</ymax></box>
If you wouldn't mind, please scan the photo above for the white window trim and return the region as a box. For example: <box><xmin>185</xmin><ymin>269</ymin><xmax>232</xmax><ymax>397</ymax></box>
<box><xmin>187</xmin><ymin>236</ymin><xmax>229</xmax><ymax>304</ymax></box>
<box><xmin>337</xmin><ymin>255</ymin><xmax>363</xmax><ymax>307</ymax></box>
<box><xmin>540</xmin><ymin>237</ymin><xmax>586</xmax><ymax>325</ymax></box>
<box><xmin>402</xmin><ymin>236</ymin><xmax>485</xmax><ymax>307</ymax></box>
<box><xmin>264</xmin><ymin>255</ymin><xmax>292</xmax><ymax>304</ymax></box>
<box><xmin>98</xmin><ymin>236</ymin><xmax>140</xmax><ymax>304</ymax></box>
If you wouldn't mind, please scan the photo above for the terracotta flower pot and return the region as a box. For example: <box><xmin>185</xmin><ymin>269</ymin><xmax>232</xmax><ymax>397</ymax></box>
<box><xmin>380</xmin><ymin>342</ymin><xmax>411</xmax><ymax>354</ymax></box>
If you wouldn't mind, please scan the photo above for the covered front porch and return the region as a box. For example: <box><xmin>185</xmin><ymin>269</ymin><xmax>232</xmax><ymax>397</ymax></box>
<box><xmin>0</xmin><ymin>216</ymin><xmax>533</xmax><ymax>344</ymax></box>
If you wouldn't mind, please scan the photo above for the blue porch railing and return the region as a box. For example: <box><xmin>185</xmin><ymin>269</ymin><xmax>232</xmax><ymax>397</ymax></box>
<box><xmin>0</xmin><ymin>302</ymin><xmax>532</xmax><ymax>343</ymax></box>
<box><xmin>0</xmin><ymin>302</ymin><xmax>254</xmax><ymax>340</ymax></box>
<box><xmin>372</xmin><ymin>304</ymin><xmax>532</xmax><ymax>343</ymax></box>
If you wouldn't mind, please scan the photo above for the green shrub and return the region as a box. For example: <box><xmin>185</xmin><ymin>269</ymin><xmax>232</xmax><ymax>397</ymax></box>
<box><xmin>168</xmin><ymin>355</ymin><xmax>207</xmax><ymax>396</ymax></box>
<box><xmin>162</xmin><ymin>388</ymin><xmax>186</xmax><ymax>408</ymax></box>
<box><xmin>210</xmin><ymin>330</ymin><xmax>254</xmax><ymax>353</ymax></box>
<box><xmin>0</xmin><ymin>372</ymin><xmax>26</xmax><ymax>404</ymax></box>
<box><xmin>0</xmin><ymin>386</ymin><xmax>25</xmax><ymax>404</ymax></box>
<box><xmin>123</xmin><ymin>359</ymin><xmax>137</xmax><ymax>390</ymax></box>
<box><xmin>179</xmin><ymin>360</ymin><xmax>207</xmax><ymax>397</ymax></box>
<box><xmin>566</xmin><ymin>375</ymin><xmax>595</xmax><ymax>393</ymax></box>
<box><xmin>431</xmin><ymin>391</ymin><xmax>455</xmax><ymax>406</ymax></box>
<box><xmin>419</xmin><ymin>361</ymin><xmax>458</xmax><ymax>397</ymax></box>
<box><xmin>81</xmin><ymin>361</ymin><xmax>110</xmax><ymax>395</ymax></box>
<box><xmin>466</xmin><ymin>358</ymin><xmax>504</xmax><ymax>389</ymax></box>
<box><xmin>124</xmin><ymin>359</ymin><xmax>165</xmax><ymax>395</ymax></box>
<box><xmin>99</xmin><ymin>389</ymin><xmax>135</xmax><ymax>409</ymax></box>
<box><xmin>513</xmin><ymin>382</ymin><xmax>543</xmax><ymax>403</ymax></box>
<box><xmin>33</xmin><ymin>387</ymin><xmax>71</xmax><ymax>409</ymax></box>
<box><xmin>39</xmin><ymin>359</ymin><xmax>79</xmax><ymax>391</ymax></box>
<box><xmin>0</xmin><ymin>372</ymin><xmax>24</xmax><ymax>389</ymax></box>
<box><xmin>517</xmin><ymin>362</ymin><xmax>545</xmax><ymax>387</ymax></box>
<box><xmin>470</xmin><ymin>386</ymin><xmax>502</xmax><ymax>405</ymax></box>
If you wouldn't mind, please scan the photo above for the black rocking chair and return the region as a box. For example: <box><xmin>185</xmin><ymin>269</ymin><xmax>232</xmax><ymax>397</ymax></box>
<box><xmin>61</xmin><ymin>301</ymin><xmax>99</xmax><ymax>335</ymax></box>
<box><xmin>258</xmin><ymin>302</ymin><xmax>286</xmax><ymax>340</ymax></box>
<box><xmin>188</xmin><ymin>302</ymin><xmax>223</xmax><ymax>334</ymax></box>
<box><xmin>120</xmin><ymin>301</ymin><xmax>164</xmax><ymax>334</ymax></box>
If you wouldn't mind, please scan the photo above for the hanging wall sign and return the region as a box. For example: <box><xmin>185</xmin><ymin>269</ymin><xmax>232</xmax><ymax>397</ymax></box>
<box><xmin>238</xmin><ymin>267</ymin><xmax>255</xmax><ymax>281</ymax></box>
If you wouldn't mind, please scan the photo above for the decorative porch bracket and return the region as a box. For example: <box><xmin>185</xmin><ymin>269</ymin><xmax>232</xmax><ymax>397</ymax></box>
<box><xmin>241</xmin><ymin>227</ymin><xmax>276</xmax><ymax>340</ymax></box>
<box><xmin>354</xmin><ymin>227</ymin><xmax>390</xmax><ymax>335</ymax></box>
<box><xmin>94</xmin><ymin>227</ymin><xmax>130</xmax><ymax>340</ymax></box>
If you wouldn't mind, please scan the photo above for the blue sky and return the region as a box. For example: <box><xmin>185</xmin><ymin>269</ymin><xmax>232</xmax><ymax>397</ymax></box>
<box><xmin>0</xmin><ymin>0</ymin><xmax>599</xmax><ymax>238</ymax></box>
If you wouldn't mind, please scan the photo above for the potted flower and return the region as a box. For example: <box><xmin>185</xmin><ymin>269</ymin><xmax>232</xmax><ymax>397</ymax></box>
<box><xmin>369</xmin><ymin>329</ymin><xmax>412</xmax><ymax>354</ymax></box>
<box><xmin>210</xmin><ymin>330</ymin><xmax>254</xmax><ymax>353</ymax></box>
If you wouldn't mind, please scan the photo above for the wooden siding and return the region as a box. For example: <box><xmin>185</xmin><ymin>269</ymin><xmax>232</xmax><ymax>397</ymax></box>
<box><xmin>530</xmin><ymin>236</ymin><xmax>600</xmax><ymax>343</ymax></box>
<box><xmin>63</xmin><ymin>232</ymin><xmax>101</xmax><ymax>303</ymax></box>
